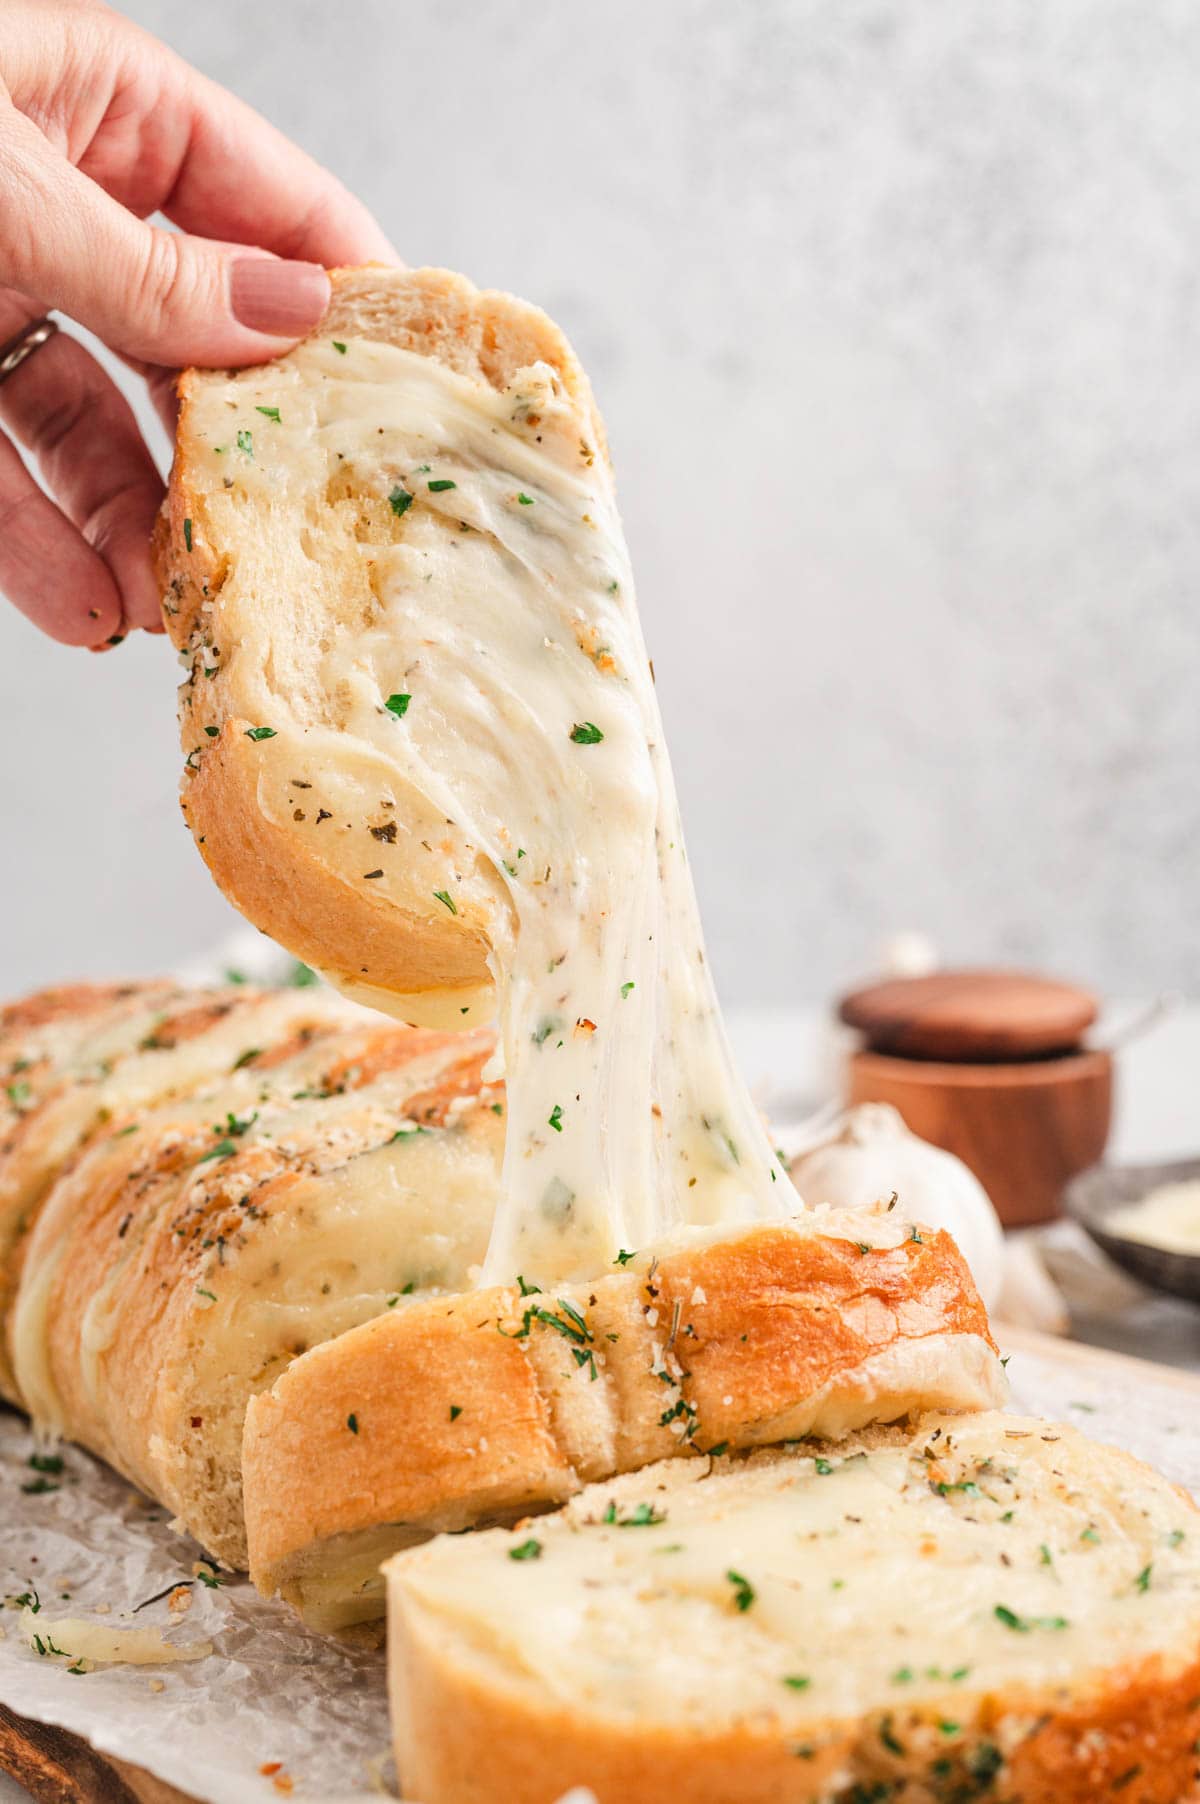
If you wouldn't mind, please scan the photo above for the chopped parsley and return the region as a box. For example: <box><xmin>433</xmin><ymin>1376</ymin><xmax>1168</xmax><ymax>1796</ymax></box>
<box><xmin>548</xmin><ymin>1103</ymin><xmax>564</xmax><ymax>1133</ymax></box>
<box><xmin>433</xmin><ymin>889</ymin><xmax>458</xmax><ymax>915</ymax></box>
<box><xmin>782</xmin><ymin>1675</ymin><xmax>811</xmax><ymax>1690</ymax></box>
<box><xmin>289</xmin><ymin>962</ymin><xmax>318</xmax><ymax>988</ymax></box>
<box><xmin>505</xmin><ymin>1298</ymin><xmax>597</xmax><ymax>1379</ymax></box>
<box><xmin>389</xmin><ymin>1125</ymin><xmax>429</xmax><ymax>1143</ymax></box>
<box><xmin>569</xmin><ymin>721</ymin><xmax>604</xmax><ymax>745</ymax></box>
<box><xmin>347</xmin><ymin>1414</ymin><xmax>359</xmax><ymax>1435</ymax></box>
<box><xmin>449</xmin><ymin>1405</ymin><xmax>463</xmax><ymax>1422</ymax></box>
<box><xmin>21</xmin><ymin>1477</ymin><xmax>60</xmax><ymax>1495</ymax></box>
<box><xmin>614</xmin><ymin>1248</ymin><xmax>636</xmax><ymax>1266</ymax></box>
<box><xmin>994</xmin><ymin>1604</ymin><xmax>1067</xmax><ymax>1632</ymax></box>
<box><xmin>428</xmin><ymin>478</ymin><xmax>457</xmax><ymax>492</ymax></box>
<box><xmin>517</xmin><ymin>492</ymin><xmax>534</xmax><ymax>505</ymax></box>
<box><xmin>219</xmin><ymin>1110</ymin><xmax>258</xmax><ymax>1138</ymax></box>
<box><xmin>245</xmin><ymin>726</ymin><xmax>276</xmax><ymax>742</ymax></box>
<box><xmin>29</xmin><ymin>1453</ymin><xmax>63</xmax><ymax>1475</ymax></box>
<box><xmin>332</xmin><ymin>341</ymin><xmax>347</xmax><ymax>354</ymax></box>
<box><xmin>183</xmin><ymin>518</ymin><xmax>193</xmax><ymax>552</ymax></box>
<box><xmin>204</xmin><ymin>725</ymin><xmax>219</xmax><ymax>737</ymax></box>
<box><xmin>236</xmin><ymin>428</ymin><xmax>253</xmax><ymax>457</ymax></box>
<box><xmin>726</xmin><ymin>1569</ymin><xmax>755</xmax><ymax>1612</ymax></box>
<box><xmin>601</xmin><ymin>1501</ymin><xmax>666</xmax><ymax>1528</ymax></box>
<box><xmin>814</xmin><ymin>1457</ymin><xmax>834</xmax><ymax>1476</ymax></box>
<box><xmin>1135</xmin><ymin>1563</ymin><xmax>1153</xmax><ymax>1593</ymax></box>
<box><xmin>620</xmin><ymin>981</ymin><xmax>636</xmax><ymax>999</ymax></box>
<box><xmin>389</xmin><ymin>485</ymin><xmax>414</xmax><ymax>518</ymax></box>
<box><xmin>385</xmin><ymin>692</ymin><xmax>411</xmax><ymax>718</ymax></box>
<box><xmin>509</xmin><ymin>1539</ymin><xmax>542</xmax><ymax>1561</ymax></box>
<box><xmin>6</xmin><ymin>1081</ymin><xmax>32</xmax><ymax>1109</ymax></box>
<box><xmin>255</xmin><ymin>406</ymin><xmax>281</xmax><ymax>422</ymax></box>
<box><xmin>195</xmin><ymin>1288</ymin><xmax>217</xmax><ymax>1303</ymax></box>
<box><xmin>196</xmin><ymin>1138</ymin><xmax>237</xmax><ymax>1163</ymax></box>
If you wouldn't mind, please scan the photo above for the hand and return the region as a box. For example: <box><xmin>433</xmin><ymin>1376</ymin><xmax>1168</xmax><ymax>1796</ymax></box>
<box><xmin>0</xmin><ymin>0</ymin><xmax>394</xmax><ymax>647</ymax></box>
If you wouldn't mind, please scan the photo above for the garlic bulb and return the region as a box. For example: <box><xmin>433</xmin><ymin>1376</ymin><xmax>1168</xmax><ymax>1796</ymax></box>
<box><xmin>786</xmin><ymin>1104</ymin><xmax>1005</xmax><ymax>1309</ymax></box>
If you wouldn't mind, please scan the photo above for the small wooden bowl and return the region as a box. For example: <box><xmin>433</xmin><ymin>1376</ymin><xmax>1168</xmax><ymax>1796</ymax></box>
<box><xmin>839</xmin><ymin>970</ymin><xmax>1112</xmax><ymax>1228</ymax></box>
<box><xmin>845</xmin><ymin>1047</ymin><xmax>1113</xmax><ymax>1228</ymax></box>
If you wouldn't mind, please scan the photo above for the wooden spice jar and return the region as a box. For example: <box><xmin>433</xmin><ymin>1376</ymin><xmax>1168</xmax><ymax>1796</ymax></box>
<box><xmin>838</xmin><ymin>970</ymin><xmax>1112</xmax><ymax>1228</ymax></box>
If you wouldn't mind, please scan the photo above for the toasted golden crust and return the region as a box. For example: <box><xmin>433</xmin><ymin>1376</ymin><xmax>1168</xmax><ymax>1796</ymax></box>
<box><xmin>154</xmin><ymin>267</ymin><xmax>607</xmax><ymax>1008</ymax></box>
<box><xmin>390</xmin><ymin>1604</ymin><xmax>1200</xmax><ymax>1804</ymax></box>
<box><xmin>242</xmin><ymin>1221</ymin><xmax>1002</xmax><ymax>1622</ymax></box>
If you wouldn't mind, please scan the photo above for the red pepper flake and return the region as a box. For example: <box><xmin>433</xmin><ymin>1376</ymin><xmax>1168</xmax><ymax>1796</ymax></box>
<box><xmin>260</xmin><ymin>1763</ymin><xmax>282</xmax><ymax>1776</ymax></box>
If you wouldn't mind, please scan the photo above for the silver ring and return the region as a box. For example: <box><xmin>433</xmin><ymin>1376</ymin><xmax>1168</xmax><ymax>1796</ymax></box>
<box><xmin>0</xmin><ymin>317</ymin><xmax>59</xmax><ymax>387</ymax></box>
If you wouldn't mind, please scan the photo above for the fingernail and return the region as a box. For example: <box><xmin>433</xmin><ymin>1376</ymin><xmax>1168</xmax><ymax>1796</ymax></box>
<box><xmin>230</xmin><ymin>259</ymin><xmax>331</xmax><ymax>338</ymax></box>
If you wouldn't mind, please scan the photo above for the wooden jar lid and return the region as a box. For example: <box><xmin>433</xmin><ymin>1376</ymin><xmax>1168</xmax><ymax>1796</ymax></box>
<box><xmin>838</xmin><ymin>970</ymin><xmax>1099</xmax><ymax>1062</ymax></box>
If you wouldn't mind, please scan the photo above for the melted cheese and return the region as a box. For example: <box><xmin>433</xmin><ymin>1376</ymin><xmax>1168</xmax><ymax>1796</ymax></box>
<box><xmin>20</xmin><ymin>1608</ymin><xmax>210</xmax><ymax>1666</ymax></box>
<box><xmin>188</xmin><ymin>338</ymin><xmax>798</xmax><ymax>1284</ymax></box>
<box><xmin>389</xmin><ymin>1412</ymin><xmax>1200</xmax><ymax>1728</ymax></box>
<box><xmin>9</xmin><ymin>990</ymin><xmax>359</xmax><ymax>1429</ymax></box>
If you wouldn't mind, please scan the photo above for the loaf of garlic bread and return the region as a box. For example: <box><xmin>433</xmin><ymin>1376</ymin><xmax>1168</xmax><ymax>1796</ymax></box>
<box><xmin>2</xmin><ymin>981</ymin><xmax>1003</xmax><ymax>1590</ymax></box>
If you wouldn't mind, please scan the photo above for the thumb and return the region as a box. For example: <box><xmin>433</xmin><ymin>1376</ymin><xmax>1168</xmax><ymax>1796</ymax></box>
<box><xmin>0</xmin><ymin>111</ymin><xmax>330</xmax><ymax>365</ymax></box>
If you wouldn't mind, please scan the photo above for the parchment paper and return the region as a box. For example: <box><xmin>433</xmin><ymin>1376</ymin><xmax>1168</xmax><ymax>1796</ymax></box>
<box><xmin>2</xmin><ymin>1338</ymin><xmax>1198</xmax><ymax>1803</ymax></box>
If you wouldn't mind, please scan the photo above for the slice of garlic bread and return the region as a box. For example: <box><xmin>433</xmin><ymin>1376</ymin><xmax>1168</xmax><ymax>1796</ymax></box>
<box><xmin>385</xmin><ymin>1411</ymin><xmax>1200</xmax><ymax>1804</ymax></box>
<box><xmin>156</xmin><ymin>267</ymin><xmax>606</xmax><ymax>1022</ymax></box>
<box><xmin>243</xmin><ymin>1210</ymin><xmax>1003</xmax><ymax>1627</ymax></box>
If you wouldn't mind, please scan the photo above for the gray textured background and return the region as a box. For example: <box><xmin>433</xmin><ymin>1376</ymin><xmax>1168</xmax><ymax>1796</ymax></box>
<box><xmin>2</xmin><ymin>0</ymin><xmax>1198</xmax><ymax>1007</ymax></box>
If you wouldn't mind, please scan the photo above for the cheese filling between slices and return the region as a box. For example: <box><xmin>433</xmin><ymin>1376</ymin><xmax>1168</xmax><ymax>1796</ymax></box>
<box><xmin>185</xmin><ymin>339</ymin><xmax>798</xmax><ymax>1284</ymax></box>
<box><xmin>392</xmin><ymin>1414</ymin><xmax>1200</xmax><ymax>1725</ymax></box>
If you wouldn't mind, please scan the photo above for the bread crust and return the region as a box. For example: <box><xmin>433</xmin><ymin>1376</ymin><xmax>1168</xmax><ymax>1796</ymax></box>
<box><xmin>154</xmin><ymin>267</ymin><xmax>607</xmax><ymax>1008</ymax></box>
<box><xmin>390</xmin><ymin>1614</ymin><xmax>1200</xmax><ymax>1804</ymax></box>
<box><xmin>243</xmin><ymin>1221</ymin><xmax>1002</xmax><ymax>1618</ymax></box>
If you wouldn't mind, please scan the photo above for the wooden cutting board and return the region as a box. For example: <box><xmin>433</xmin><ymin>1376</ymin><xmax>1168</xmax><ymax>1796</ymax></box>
<box><xmin>0</xmin><ymin>1703</ymin><xmax>195</xmax><ymax>1803</ymax></box>
<box><xmin>3</xmin><ymin>1327</ymin><xmax>1198</xmax><ymax>1804</ymax></box>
